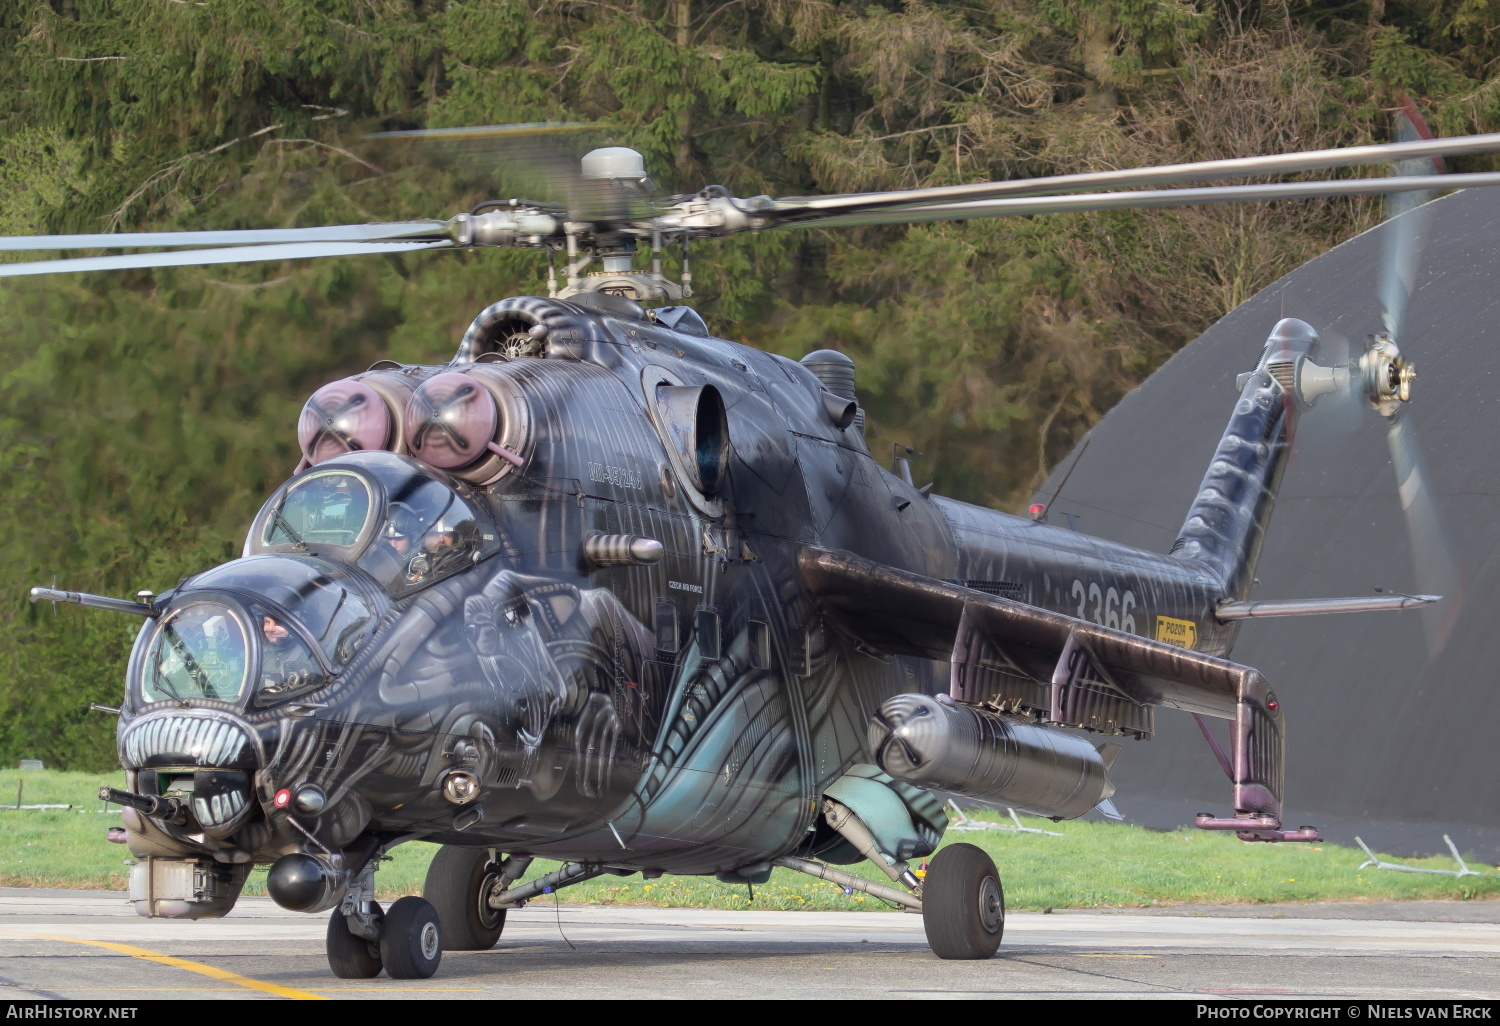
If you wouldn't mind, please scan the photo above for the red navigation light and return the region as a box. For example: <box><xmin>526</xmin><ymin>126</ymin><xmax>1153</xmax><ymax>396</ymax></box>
<box><xmin>273</xmin><ymin>788</ymin><xmax>292</xmax><ymax>809</ymax></box>
<box><xmin>1028</xmin><ymin>503</ymin><xmax>1046</xmax><ymax>519</ymax></box>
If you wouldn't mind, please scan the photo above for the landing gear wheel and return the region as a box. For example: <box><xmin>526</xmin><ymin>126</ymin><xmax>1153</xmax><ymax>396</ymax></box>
<box><xmin>423</xmin><ymin>845</ymin><xmax>508</xmax><ymax>951</ymax></box>
<box><xmin>380</xmin><ymin>896</ymin><xmax>443</xmax><ymax>979</ymax></box>
<box><xmin>921</xmin><ymin>843</ymin><xmax>1004</xmax><ymax>960</ymax></box>
<box><xmin>326</xmin><ymin>903</ymin><xmax>383</xmax><ymax>979</ymax></box>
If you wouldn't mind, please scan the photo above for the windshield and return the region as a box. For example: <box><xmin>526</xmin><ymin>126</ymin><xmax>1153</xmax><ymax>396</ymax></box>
<box><xmin>142</xmin><ymin>602</ymin><xmax>250</xmax><ymax>704</ymax></box>
<box><xmin>185</xmin><ymin>556</ymin><xmax>378</xmax><ymax>669</ymax></box>
<box><xmin>262</xmin><ymin>469</ymin><xmax>374</xmax><ymax>549</ymax></box>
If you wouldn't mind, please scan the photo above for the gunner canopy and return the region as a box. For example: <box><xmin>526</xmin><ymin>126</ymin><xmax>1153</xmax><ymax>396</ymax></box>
<box><xmin>246</xmin><ymin>452</ymin><xmax>499</xmax><ymax>598</ymax></box>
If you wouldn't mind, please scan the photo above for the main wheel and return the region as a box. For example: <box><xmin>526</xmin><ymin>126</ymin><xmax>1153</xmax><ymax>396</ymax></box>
<box><xmin>423</xmin><ymin>845</ymin><xmax>507</xmax><ymax>951</ymax></box>
<box><xmin>326</xmin><ymin>903</ymin><xmax>383</xmax><ymax>979</ymax></box>
<box><xmin>380</xmin><ymin>896</ymin><xmax>443</xmax><ymax>979</ymax></box>
<box><xmin>920</xmin><ymin>843</ymin><xmax>1004</xmax><ymax>960</ymax></box>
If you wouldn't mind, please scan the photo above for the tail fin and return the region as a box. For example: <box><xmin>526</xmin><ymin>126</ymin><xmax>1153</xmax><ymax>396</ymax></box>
<box><xmin>1171</xmin><ymin>318</ymin><xmax>1319</xmax><ymax>599</ymax></box>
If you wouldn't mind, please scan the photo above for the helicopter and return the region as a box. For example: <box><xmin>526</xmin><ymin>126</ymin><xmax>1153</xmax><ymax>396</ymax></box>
<box><xmin>10</xmin><ymin>126</ymin><xmax>1495</xmax><ymax>979</ymax></box>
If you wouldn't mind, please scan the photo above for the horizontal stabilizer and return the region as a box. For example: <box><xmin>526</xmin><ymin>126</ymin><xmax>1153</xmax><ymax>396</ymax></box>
<box><xmin>1215</xmin><ymin>594</ymin><xmax>1438</xmax><ymax>620</ymax></box>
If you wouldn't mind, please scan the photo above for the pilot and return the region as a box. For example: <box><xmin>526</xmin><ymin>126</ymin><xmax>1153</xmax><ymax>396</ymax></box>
<box><xmin>260</xmin><ymin>615</ymin><xmax>320</xmax><ymax>698</ymax></box>
<box><xmin>379</xmin><ymin>503</ymin><xmax>424</xmax><ymax>560</ymax></box>
<box><xmin>418</xmin><ymin>514</ymin><xmax>476</xmax><ymax>577</ymax></box>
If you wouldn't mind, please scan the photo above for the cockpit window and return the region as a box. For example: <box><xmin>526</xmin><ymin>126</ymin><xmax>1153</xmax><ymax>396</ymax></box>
<box><xmin>247</xmin><ymin>453</ymin><xmax>499</xmax><ymax>598</ymax></box>
<box><xmin>188</xmin><ymin>556</ymin><xmax>378</xmax><ymax>670</ymax></box>
<box><xmin>357</xmin><ymin>477</ymin><xmax>491</xmax><ymax>597</ymax></box>
<box><xmin>262</xmin><ymin>470</ymin><xmax>374</xmax><ymax>550</ymax></box>
<box><xmin>253</xmin><ymin>610</ymin><xmax>329</xmax><ymax>706</ymax></box>
<box><xmin>142</xmin><ymin>602</ymin><xmax>250</xmax><ymax>704</ymax></box>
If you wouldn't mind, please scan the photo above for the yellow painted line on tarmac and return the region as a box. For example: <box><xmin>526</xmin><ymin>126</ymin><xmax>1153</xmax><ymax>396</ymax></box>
<box><xmin>5</xmin><ymin>933</ymin><xmax>325</xmax><ymax>1000</ymax></box>
<box><xmin>35</xmin><ymin>988</ymin><xmax>485</xmax><ymax>993</ymax></box>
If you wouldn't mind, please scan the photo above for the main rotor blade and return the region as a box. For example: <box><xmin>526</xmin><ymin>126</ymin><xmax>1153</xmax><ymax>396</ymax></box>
<box><xmin>365</xmin><ymin>122</ymin><xmax>602</xmax><ymax>216</ymax></box>
<box><xmin>1387</xmin><ymin>414</ymin><xmax>1465</xmax><ymax>656</ymax></box>
<box><xmin>771</xmin><ymin>131</ymin><xmax>1500</xmax><ymax>221</ymax></box>
<box><xmin>789</xmin><ymin>172</ymin><xmax>1500</xmax><ymax>229</ymax></box>
<box><xmin>0</xmin><ymin>221</ymin><xmax>449</xmax><ymax>253</ymax></box>
<box><xmin>0</xmin><ymin>239</ymin><xmax>453</xmax><ymax>278</ymax></box>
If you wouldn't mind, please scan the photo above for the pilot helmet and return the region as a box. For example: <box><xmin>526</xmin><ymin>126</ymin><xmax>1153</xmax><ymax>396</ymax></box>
<box><xmin>383</xmin><ymin>502</ymin><xmax>426</xmax><ymax>547</ymax></box>
<box><xmin>422</xmin><ymin>514</ymin><xmax>461</xmax><ymax>551</ymax></box>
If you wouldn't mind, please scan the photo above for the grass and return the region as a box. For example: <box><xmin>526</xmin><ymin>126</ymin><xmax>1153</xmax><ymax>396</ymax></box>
<box><xmin>3</xmin><ymin>768</ymin><xmax>1498</xmax><ymax>911</ymax></box>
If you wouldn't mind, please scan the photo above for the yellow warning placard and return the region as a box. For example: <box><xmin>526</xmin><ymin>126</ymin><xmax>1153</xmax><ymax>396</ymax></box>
<box><xmin>1155</xmin><ymin>616</ymin><xmax>1198</xmax><ymax>649</ymax></box>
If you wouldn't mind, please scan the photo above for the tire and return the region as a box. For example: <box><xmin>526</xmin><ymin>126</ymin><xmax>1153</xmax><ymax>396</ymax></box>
<box><xmin>423</xmin><ymin>845</ymin><xmax>507</xmax><ymax>951</ymax></box>
<box><xmin>326</xmin><ymin>903</ymin><xmax>383</xmax><ymax>979</ymax></box>
<box><xmin>380</xmin><ymin>896</ymin><xmax>444</xmax><ymax>979</ymax></box>
<box><xmin>921</xmin><ymin>843</ymin><xmax>1004</xmax><ymax>960</ymax></box>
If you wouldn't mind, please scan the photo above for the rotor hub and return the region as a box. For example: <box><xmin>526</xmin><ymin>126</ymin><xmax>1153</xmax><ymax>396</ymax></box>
<box><xmin>1361</xmin><ymin>333</ymin><xmax>1417</xmax><ymax>417</ymax></box>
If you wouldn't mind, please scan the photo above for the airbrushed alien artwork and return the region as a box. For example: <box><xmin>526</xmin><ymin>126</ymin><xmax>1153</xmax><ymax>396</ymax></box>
<box><xmin>14</xmin><ymin>128</ymin><xmax>1486</xmax><ymax>979</ymax></box>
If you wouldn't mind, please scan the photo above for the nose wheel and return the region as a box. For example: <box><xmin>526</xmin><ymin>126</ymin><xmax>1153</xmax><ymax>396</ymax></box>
<box><xmin>325</xmin><ymin>896</ymin><xmax>443</xmax><ymax>979</ymax></box>
<box><xmin>326</xmin><ymin>902</ymin><xmax>384</xmax><ymax>979</ymax></box>
<box><xmin>380</xmin><ymin>896</ymin><xmax>444</xmax><ymax>979</ymax></box>
<box><xmin>920</xmin><ymin>843</ymin><xmax>1005</xmax><ymax>960</ymax></box>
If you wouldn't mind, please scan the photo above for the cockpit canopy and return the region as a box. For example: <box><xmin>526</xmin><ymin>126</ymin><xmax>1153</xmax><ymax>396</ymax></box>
<box><xmin>135</xmin><ymin>555</ymin><xmax>382</xmax><ymax>709</ymax></box>
<box><xmin>245</xmin><ymin>452</ymin><xmax>500</xmax><ymax>598</ymax></box>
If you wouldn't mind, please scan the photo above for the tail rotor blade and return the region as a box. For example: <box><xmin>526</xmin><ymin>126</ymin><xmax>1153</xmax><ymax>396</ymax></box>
<box><xmin>1379</xmin><ymin>105</ymin><xmax>1440</xmax><ymax>341</ymax></box>
<box><xmin>1387</xmin><ymin>413</ymin><xmax>1464</xmax><ymax>655</ymax></box>
<box><xmin>1378</xmin><ymin>195</ymin><xmax>1429</xmax><ymax>341</ymax></box>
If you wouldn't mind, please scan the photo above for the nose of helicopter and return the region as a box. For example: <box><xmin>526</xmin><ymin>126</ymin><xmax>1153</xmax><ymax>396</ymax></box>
<box><xmin>118</xmin><ymin>708</ymin><xmax>261</xmax><ymax>838</ymax></box>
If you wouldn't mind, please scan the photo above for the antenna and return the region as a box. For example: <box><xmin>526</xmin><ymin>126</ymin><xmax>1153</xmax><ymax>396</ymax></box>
<box><xmin>1029</xmin><ymin>434</ymin><xmax>1092</xmax><ymax>522</ymax></box>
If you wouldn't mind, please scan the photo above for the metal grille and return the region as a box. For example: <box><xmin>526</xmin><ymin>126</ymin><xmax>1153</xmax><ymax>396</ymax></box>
<box><xmin>1049</xmin><ymin>634</ymin><xmax>1153</xmax><ymax>737</ymax></box>
<box><xmin>951</xmin><ymin>579</ymin><xmax>1025</xmax><ymax>601</ymax></box>
<box><xmin>1265</xmin><ymin>360</ymin><xmax>1295</xmax><ymax>394</ymax></box>
<box><xmin>122</xmin><ymin>715</ymin><xmax>251</xmax><ymax>768</ymax></box>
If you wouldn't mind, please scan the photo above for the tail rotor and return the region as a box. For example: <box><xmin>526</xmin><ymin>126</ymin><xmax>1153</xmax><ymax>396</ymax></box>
<box><xmin>1364</xmin><ymin>102</ymin><xmax>1464</xmax><ymax>656</ymax></box>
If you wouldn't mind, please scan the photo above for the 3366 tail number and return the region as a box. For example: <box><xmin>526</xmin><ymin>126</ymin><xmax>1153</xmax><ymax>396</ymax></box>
<box><xmin>1070</xmin><ymin>580</ymin><xmax>1138</xmax><ymax>634</ymax></box>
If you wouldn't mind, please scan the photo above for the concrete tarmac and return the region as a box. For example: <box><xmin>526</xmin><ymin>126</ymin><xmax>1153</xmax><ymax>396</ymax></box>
<box><xmin>1</xmin><ymin>888</ymin><xmax>1497</xmax><ymax>1000</ymax></box>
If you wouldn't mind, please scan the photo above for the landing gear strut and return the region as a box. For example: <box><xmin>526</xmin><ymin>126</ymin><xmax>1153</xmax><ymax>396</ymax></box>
<box><xmin>774</xmin><ymin>803</ymin><xmax>1004</xmax><ymax>961</ymax></box>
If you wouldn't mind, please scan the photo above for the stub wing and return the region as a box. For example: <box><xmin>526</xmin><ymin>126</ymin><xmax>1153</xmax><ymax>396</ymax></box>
<box><xmin>800</xmin><ymin>546</ymin><xmax>1311</xmax><ymax>841</ymax></box>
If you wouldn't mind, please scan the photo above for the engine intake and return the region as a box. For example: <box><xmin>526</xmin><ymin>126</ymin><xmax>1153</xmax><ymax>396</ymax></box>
<box><xmin>403</xmin><ymin>365</ymin><xmax>531</xmax><ymax>484</ymax></box>
<box><xmin>297</xmin><ymin>367</ymin><xmax>425</xmax><ymax>468</ymax></box>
